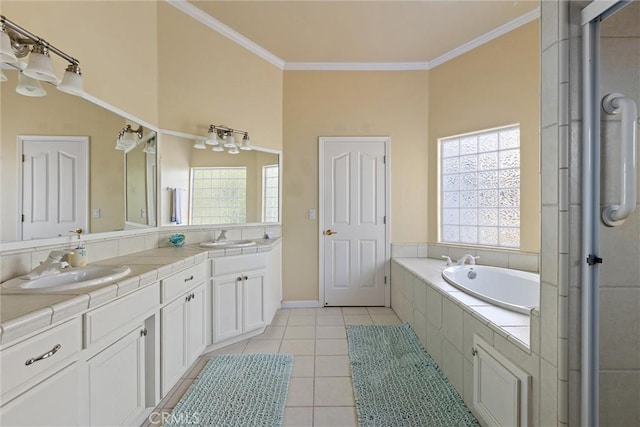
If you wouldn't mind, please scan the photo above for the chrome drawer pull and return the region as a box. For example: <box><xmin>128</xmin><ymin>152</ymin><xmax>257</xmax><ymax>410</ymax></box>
<box><xmin>25</xmin><ymin>344</ymin><xmax>62</xmax><ymax>366</ymax></box>
<box><xmin>184</xmin><ymin>275</ymin><xmax>194</xmax><ymax>282</ymax></box>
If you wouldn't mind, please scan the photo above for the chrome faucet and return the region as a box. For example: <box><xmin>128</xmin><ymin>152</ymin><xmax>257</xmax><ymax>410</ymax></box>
<box><xmin>457</xmin><ymin>254</ymin><xmax>479</xmax><ymax>266</ymax></box>
<box><xmin>214</xmin><ymin>230</ymin><xmax>227</xmax><ymax>242</ymax></box>
<box><xmin>26</xmin><ymin>250</ymin><xmax>71</xmax><ymax>279</ymax></box>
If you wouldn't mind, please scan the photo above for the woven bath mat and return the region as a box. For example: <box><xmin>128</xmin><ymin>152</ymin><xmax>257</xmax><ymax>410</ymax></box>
<box><xmin>347</xmin><ymin>324</ymin><xmax>479</xmax><ymax>426</ymax></box>
<box><xmin>165</xmin><ymin>353</ymin><xmax>293</xmax><ymax>427</ymax></box>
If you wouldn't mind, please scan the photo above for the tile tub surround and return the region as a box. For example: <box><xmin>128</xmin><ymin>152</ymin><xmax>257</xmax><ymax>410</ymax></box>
<box><xmin>0</xmin><ymin>238</ymin><xmax>280</xmax><ymax>346</ymax></box>
<box><xmin>391</xmin><ymin>243</ymin><xmax>540</xmax><ymax>273</ymax></box>
<box><xmin>391</xmin><ymin>257</ymin><xmax>542</xmax><ymax>423</ymax></box>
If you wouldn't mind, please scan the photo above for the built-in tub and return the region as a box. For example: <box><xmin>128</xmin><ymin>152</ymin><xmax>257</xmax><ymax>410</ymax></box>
<box><xmin>442</xmin><ymin>265</ymin><xmax>539</xmax><ymax>314</ymax></box>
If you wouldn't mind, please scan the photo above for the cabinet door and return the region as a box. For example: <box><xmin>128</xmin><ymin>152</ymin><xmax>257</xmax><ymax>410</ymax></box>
<box><xmin>186</xmin><ymin>284</ymin><xmax>207</xmax><ymax>366</ymax></box>
<box><xmin>88</xmin><ymin>327</ymin><xmax>145</xmax><ymax>427</ymax></box>
<box><xmin>161</xmin><ymin>296</ymin><xmax>188</xmax><ymax>396</ymax></box>
<box><xmin>243</xmin><ymin>271</ymin><xmax>266</xmax><ymax>333</ymax></box>
<box><xmin>0</xmin><ymin>363</ymin><xmax>82</xmax><ymax>426</ymax></box>
<box><xmin>213</xmin><ymin>275</ymin><xmax>242</xmax><ymax>343</ymax></box>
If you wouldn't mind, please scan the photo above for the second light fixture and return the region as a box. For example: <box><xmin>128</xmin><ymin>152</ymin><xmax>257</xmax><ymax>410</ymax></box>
<box><xmin>197</xmin><ymin>124</ymin><xmax>253</xmax><ymax>154</ymax></box>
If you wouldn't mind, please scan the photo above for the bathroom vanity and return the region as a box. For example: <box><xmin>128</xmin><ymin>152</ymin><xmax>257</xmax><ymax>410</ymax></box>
<box><xmin>0</xmin><ymin>239</ymin><xmax>282</xmax><ymax>426</ymax></box>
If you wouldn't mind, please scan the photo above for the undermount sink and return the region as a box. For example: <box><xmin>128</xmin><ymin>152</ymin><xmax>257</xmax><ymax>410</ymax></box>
<box><xmin>199</xmin><ymin>240</ymin><xmax>257</xmax><ymax>248</ymax></box>
<box><xmin>1</xmin><ymin>265</ymin><xmax>131</xmax><ymax>293</ymax></box>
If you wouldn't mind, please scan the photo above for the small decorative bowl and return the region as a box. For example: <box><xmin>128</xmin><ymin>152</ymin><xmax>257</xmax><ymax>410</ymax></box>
<box><xmin>169</xmin><ymin>234</ymin><xmax>185</xmax><ymax>248</ymax></box>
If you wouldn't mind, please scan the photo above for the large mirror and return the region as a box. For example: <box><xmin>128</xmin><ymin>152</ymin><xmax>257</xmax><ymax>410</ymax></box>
<box><xmin>160</xmin><ymin>133</ymin><xmax>280</xmax><ymax>227</ymax></box>
<box><xmin>0</xmin><ymin>69</ymin><xmax>157</xmax><ymax>242</ymax></box>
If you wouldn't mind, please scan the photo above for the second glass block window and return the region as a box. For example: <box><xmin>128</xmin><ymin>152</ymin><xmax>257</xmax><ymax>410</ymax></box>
<box><xmin>440</xmin><ymin>125</ymin><xmax>520</xmax><ymax>248</ymax></box>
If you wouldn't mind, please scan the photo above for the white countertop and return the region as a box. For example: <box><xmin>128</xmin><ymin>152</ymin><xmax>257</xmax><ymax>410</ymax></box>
<box><xmin>0</xmin><ymin>239</ymin><xmax>279</xmax><ymax>346</ymax></box>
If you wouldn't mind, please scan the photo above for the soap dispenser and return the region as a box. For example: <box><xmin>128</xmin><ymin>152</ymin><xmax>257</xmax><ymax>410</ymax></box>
<box><xmin>68</xmin><ymin>228</ymin><xmax>88</xmax><ymax>267</ymax></box>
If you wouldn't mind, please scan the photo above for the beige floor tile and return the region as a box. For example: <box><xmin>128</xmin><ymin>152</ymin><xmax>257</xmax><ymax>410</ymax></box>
<box><xmin>280</xmin><ymin>339</ymin><xmax>316</xmax><ymax>355</ymax></box>
<box><xmin>316</xmin><ymin>325</ymin><xmax>347</xmax><ymax>339</ymax></box>
<box><xmin>243</xmin><ymin>339</ymin><xmax>281</xmax><ymax>353</ymax></box>
<box><xmin>288</xmin><ymin>315</ymin><xmax>317</xmax><ymax>326</ymax></box>
<box><xmin>366</xmin><ymin>306</ymin><xmax>395</xmax><ymax>315</ymax></box>
<box><xmin>341</xmin><ymin>307</ymin><xmax>369</xmax><ymax>315</ymax></box>
<box><xmin>316</xmin><ymin>315</ymin><xmax>345</xmax><ymax>326</ymax></box>
<box><xmin>253</xmin><ymin>325</ymin><xmax>286</xmax><ymax>340</ymax></box>
<box><xmin>313</xmin><ymin>407</ymin><xmax>358</xmax><ymax>427</ymax></box>
<box><xmin>271</xmin><ymin>316</ymin><xmax>289</xmax><ymax>326</ymax></box>
<box><xmin>314</xmin><ymin>377</ymin><xmax>355</xmax><ymax>406</ymax></box>
<box><xmin>182</xmin><ymin>358</ymin><xmax>209</xmax><ymax>379</ymax></box>
<box><xmin>205</xmin><ymin>339</ymin><xmax>248</xmax><ymax>356</ymax></box>
<box><xmin>290</xmin><ymin>355</ymin><xmax>315</xmax><ymax>377</ymax></box>
<box><xmin>343</xmin><ymin>315</ymin><xmax>373</xmax><ymax>325</ymax></box>
<box><xmin>286</xmin><ymin>378</ymin><xmax>315</xmax><ymax>407</ymax></box>
<box><xmin>316</xmin><ymin>339</ymin><xmax>349</xmax><ymax>355</ymax></box>
<box><xmin>290</xmin><ymin>308</ymin><xmax>317</xmax><ymax>316</ymax></box>
<box><xmin>283</xmin><ymin>407</ymin><xmax>313</xmax><ymax>426</ymax></box>
<box><xmin>276</xmin><ymin>308</ymin><xmax>292</xmax><ymax>316</ymax></box>
<box><xmin>162</xmin><ymin>379</ymin><xmax>193</xmax><ymax>409</ymax></box>
<box><xmin>315</xmin><ymin>355</ymin><xmax>351</xmax><ymax>377</ymax></box>
<box><xmin>284</xmin><ymin>326</ymin><xmax>316</xmax><ymax>339</ymax></box>
<box><xmin>370</xmin><ymin>314</ymin><xmax>402</xmax><ymax>325</ymax></box>
<box><xmin>316</xmin><ymin>307</ymin><xmax>343</xmax><ymax>316</ymax></box>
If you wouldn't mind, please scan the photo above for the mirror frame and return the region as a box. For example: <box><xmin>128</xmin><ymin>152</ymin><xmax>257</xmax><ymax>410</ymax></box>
<box><xmin>158</xmin><ymin>129</ymin><xmax>283</xmax><ymax>230</ymax></box>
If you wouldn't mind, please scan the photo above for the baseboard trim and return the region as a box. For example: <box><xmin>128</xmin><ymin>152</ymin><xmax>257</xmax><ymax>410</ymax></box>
<box><xmin>280</xmin><ymin>300</ymin><xmax>322</xmax><ymax>308</ymax></box>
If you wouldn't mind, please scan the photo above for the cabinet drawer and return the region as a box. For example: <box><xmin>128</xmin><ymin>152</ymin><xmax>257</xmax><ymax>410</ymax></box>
<box><xmin>161</xmin><ymin>262</ymin><xmax>206</xmax><ymax>303</ymax></box>
<box><xmin>211</xmin><ymin>254</ymin><xmax>266</xmax><ymax>276</ymax></box>
<box><xmin>84</xmin><ymin>283</ymin><xmax>159</xmax><ymax>347</ymax></box>
<box><xmin>1</xmin><ymin>319</ymin><xmax>81</xmax><ymax>398</ymax></box>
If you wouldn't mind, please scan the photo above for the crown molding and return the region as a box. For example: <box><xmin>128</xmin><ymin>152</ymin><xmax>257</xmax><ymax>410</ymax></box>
<box><xmin>165</xmin><ymin>0</ymin><xmax>285</xmax><ymax>70</ymax></box>
<box><xmin>168</xmin><ymin>2</ymin><xmax>539</xmax><ymax>72</ymax></box>
<box><xmin>428</xmin><ymin>7</ymin><xmax>540</xmax><ymax>69</ymax></box>
<box><xmin>284</xmin><ymin>62</ymin><xmax>430</xmax><ymax>71</ymax></box>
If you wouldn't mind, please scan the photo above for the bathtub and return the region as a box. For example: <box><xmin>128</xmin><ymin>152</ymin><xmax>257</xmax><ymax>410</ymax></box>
<box><xmin>441</xmin><ymin>265</ymin><xmax>539</xmax><ymax>314</ymax></box>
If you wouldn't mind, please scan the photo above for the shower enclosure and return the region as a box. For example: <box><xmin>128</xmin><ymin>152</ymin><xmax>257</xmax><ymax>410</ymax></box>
<box><xmin>577</xmin><ymin>1</ymin><xmax>639</xmax><ymax>425</ymax></box>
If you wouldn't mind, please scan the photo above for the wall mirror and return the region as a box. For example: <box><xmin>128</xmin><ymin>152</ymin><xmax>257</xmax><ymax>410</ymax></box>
<box><xmin>0</xmin><ymin>69</ymin><xmax>157</xmax><ymax>242</ymax></box>
<box><xmin>160</xmin><ymin>133</ymin><xmax>280</xmax><ymax>227</ymax></box>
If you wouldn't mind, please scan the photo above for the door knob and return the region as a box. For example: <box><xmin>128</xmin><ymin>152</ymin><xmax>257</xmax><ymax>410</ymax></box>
<box><xmin>324</xmin><ymin>229</ymin><xmax>337</xmax><ymax>235</ymax></box>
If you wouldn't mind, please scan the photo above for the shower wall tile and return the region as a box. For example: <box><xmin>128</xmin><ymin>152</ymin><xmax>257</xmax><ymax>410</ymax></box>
<box><xmin>540</xmin><ymin>358</ymin><xmax>559</xmax><ymax>427</ymax></box>
<box><xmin>558</xmin><ymin>253</ymin><xmax>569</xmax><ymax>297</ymax></box>
<box><xmin>558</xmin><ymin>168</ymin><xmax>569</xmax><ymax>212</ymax></box>
<box><xmin>599</xmin><ymin>288</ymin><xmax>640</xmax><ymax>370</ymax></box>
<box><xmin>541</xmin><ymin>283</ymin><xmax>559</xmax><ymax>365</ymax></box>
<box><xmin>558</xmin><ymin>211</ymin><xmax>569</xmax><ymax>254</ymax></box>
<box><xmin>599</xmin><ymin>371</ymin><xmax>640</xmax><ymax>426</ymax></box>
<box><xmin>558</xmin><ymin>337</ymin><xmax>569</xmax><ymax>381</ymax></box>
<box><xmin>541</xmin><ymin>206</ymin><xmax>559</xmax><ymax>285</ymax></box>
<box><xmin>568</xmin><ymin>122</ymin><xmax>582</xmax><ymax>204</ymax></box>
<box><xmin>598</xmin><ymin>211</ymin><xmax>640</xmax><ymax>287</ymax></box>
<box><xmin>541</xmin><ymin>0</ymin><xmax>559</xmax><ymax>51</ymax></box>
<box><xmin>559</xmin><ymin>40</ymin><xmax>570</xmax><ymax>84</ymax></box>
<box><xmin>568</xmin><ymin>206</ymin><xmax>582</xmax><ymax>289</ymax></box>
<box><xmin>542</xmin><ymin>43</ymin><xmax>560</xmax><ymax>128</ymax></box>
<box><xmin>558</xmin><ymin>378</ymin><xmax>569</xmax><ymax>424</ymax></box>
<box><xmin>541</xmin><ymin>125</ymin><xmax>559</xmax><ymax>206</ymax></box>
<box><xmin>558</xmin><ymin>125</ymin><xmax>569</xmax><ymax>169</ymax></box>
<box><xmin>568</xmin><ymin>370</ymin><xmax>581</xmax><ymax>426</ymax></box>
<box><xmin>507</xmin><ymin>252</ymin><xmax>539</xmax><ymax>273</ymax></box>
<box><xmin>568</xmin><ymin>288</ymin><xmax>581</xmax><ymax>371</ymax></box>
<box><xmin>601</xmin><ymin>0</ymin><xmax>639</xmax><ymax>37</ymax></box>
<box><xmin>559</xmin><ymin>82</ymin><xmax>570</xmax><ymax>126</ymax></box>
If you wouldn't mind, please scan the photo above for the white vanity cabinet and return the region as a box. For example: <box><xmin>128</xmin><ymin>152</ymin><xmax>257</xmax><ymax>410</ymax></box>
<box><xmin>160</xmin><ymin>263</ymin><xmax>207</xmax><ymax>396</ymax></box>
<box><xmin>83</xmin><ymin>282</ymin><xmax>159</xmax><ymax>427</ymax></box>
<box><xmin>0</xmin><ymin>319</ymin><xmax>83</xmax><ymax>426</ymax></box>
<box><xmin>211</xmin><ymin>254</ymin><xmax>267</xmax><ymax>343</ymax></box>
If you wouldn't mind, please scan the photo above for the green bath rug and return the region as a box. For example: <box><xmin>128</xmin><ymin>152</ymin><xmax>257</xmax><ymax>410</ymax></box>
<box><xmin>165</xmin><ymin>353</ymin><xmax>293</xmax><ymax>427</ymax></box>
<box><xmin>347</xmin><ymin>324</ymin><xmax>479</xmax><ymax>427</ymax></box>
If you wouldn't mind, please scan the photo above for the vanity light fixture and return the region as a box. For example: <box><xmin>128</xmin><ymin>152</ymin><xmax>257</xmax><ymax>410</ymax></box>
<box><xmin>115</xmin><ymin>124</ymin><xmax>143</xmax><ymax>151</ymax></box>
<box><xmin>142</xmin><ymin>137</ymin><xmax>156</xmax><ymax>154</ymax></box>
<box><xmin>0</xmin><ymin>15</ymin><xmax>84</xmax><ymax>96</ymax></box>
<box><xmin>193</xmin><ymin>139</ymin><xmax>207</xmax><ymax>149</ymax></box>
<box><xmin>16</xmin><ymin>71</ymin><xmax>46</xmax><ymax>97</ymax></box>
<box><xmin>204</xmin><ymin>124</ymin><xmax>253</xmax><ymax>154</ymax></box>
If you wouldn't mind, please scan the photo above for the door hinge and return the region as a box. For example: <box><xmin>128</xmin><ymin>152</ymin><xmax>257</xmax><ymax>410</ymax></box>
<box><xmin>384</xmin><ymin>276</ymin><xmax>387</xmax><ymax>284</ymax></box>
<box><xmin>586</xmin><ymin>254</ymin><xmax>603</xmax><ymax>266</ymax></box>
<box><xmin>22</xmin><ymin>154</ymin><xmax>25</xmax><ymax>162</ymax></box>
<box><xmin>21</xmin><ymin>214</ymin><xmax>24</xmax><ymax>222</ymax></box>
<box><xmin>383</xmin><ymin>155</ymin><xmax>386</xmax><ymax>164</ymax></box>
<box><xmin>383</xmin><ymin>216</ymin><xmax>386</xmax><ymax>224</ymax></box>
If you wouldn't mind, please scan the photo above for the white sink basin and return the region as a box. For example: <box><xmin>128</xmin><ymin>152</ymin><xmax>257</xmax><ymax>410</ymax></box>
<box><xmin>199</xmin><ymin>240</ymin><xmax>257</xmax><ymax>248</ymax></box>
<box><xmin>1</xmin><ymin>265</ymin><xmax>131</xmax><ymax>293</ymax></box>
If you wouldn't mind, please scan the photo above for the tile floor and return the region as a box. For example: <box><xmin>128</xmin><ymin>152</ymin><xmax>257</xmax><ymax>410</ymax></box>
<box><xmin>144</xmin><ymin>307</ymin><xmax>401</xmax><ymax>426</ymax></box>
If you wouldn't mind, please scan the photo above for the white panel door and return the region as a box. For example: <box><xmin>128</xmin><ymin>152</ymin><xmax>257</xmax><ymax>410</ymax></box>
<box><xmin>20</xmin><ymin>136</ymin><xmax>88</xmax><ymax>240</ymax></box>
<box><xmin>321</xmin><ymin>137</ymin><xmax>387</xmax><ymax>306</ymax></box>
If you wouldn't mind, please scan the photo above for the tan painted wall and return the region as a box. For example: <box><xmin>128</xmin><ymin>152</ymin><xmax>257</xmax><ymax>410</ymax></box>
<box><xmin>157</xmin><ymin>3</ymin><xmax>283</xmax><ymax>150</ymax></box>
<box><xmin>1</xmin><ymin>1</ymin><xmax>159</xmax><ymax>125</ymax></box>
<box><xmin>1</xmin><ymin>71</ymin><xmax>128</xmax><ymax>241</ymax></box>
<box><xmin>428</xmin><ymin>20</ymin><xmax>540</xmax><ymax>253</ymax></box>
<box><xmin>282</xmin><ymin>71</ymin><xmax>430</xmax><ymax>301</ymax></box>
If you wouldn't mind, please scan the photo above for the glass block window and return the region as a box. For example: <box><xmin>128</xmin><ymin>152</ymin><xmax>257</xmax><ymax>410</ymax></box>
<box><xmin>440</xmin><ymin>125</ymin><xmax>520</xmax><ymax>248</ymax></box>
<box><xmin>262</xmin><ymin>164</ymin><xmax>279</xmax><ymax>222</ymax></box>
<box><xmin>191</xmin><ymin>167</ymin><xmax>246</xmax><ymax>224</ymax></box>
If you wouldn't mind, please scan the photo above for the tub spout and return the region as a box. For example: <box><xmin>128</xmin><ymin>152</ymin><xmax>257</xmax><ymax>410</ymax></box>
<box><xmin>457</xmin><ymin>254</ymin><xmax>479</xmax><ymax>266</ymax></box>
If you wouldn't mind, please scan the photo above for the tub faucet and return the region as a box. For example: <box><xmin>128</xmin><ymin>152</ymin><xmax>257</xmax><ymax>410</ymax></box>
<box><xmin>214</xmin><ymin>230</ymin><xmax>227</xmax><ymax>242</ymax></box>
<box><xmin>457</xmin><ymin>254</ymin><xmax>479</xmax><ymax>266</ymax></box>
